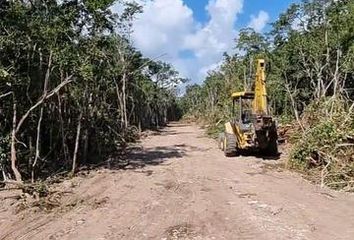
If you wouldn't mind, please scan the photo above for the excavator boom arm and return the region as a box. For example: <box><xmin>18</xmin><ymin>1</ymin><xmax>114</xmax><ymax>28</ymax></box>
<box><xmin>252</xmin><ymin>59</ymin><xmax>268</xmax><ymax>115</ymax></box>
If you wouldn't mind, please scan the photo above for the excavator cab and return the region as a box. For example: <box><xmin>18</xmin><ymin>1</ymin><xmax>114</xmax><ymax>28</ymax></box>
<box><xmin>219</xmin><ymin>59</ymin><xmax>278</xmax><ymax>157</ymax></box>
<box><xmin>232</xmin><ymin>92</ymin><xmax>254</xmax><ymax>124</ymax></box>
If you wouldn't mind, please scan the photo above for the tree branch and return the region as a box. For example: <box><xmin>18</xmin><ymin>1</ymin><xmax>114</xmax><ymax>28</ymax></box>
<box><xmin>15</xmin><ymin>76</ymin><xmax>73</xmax><ymax>134</ymax></box>
<box><xmin>0</xmin><ymin>92</ymin><xmax>12</xmax><ymax>99</ymax></box>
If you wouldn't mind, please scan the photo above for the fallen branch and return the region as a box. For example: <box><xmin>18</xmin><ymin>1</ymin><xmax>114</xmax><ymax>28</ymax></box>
<box><xmin>0</xmin><ymin>91</ymin><xmax>12</xmax><ymax>99</ymax></box>
<box><xmin>326</xmin><ymin>181</ymin><xmax>354</xmax><ymax>186</ymax></box>
<box><xmin>15</xmin><ymin>76</ymin><xmax>73</xmax><ymax>134</ymax></box>
<box><xmin>335</xmin><ymin>143</ymin><xmax>354</xmax><ymax>148</ymax></box>
<box><xmin>2</xmin><ymin>195</ymin><xmax>22</xmax><ymax>200</ymax></box>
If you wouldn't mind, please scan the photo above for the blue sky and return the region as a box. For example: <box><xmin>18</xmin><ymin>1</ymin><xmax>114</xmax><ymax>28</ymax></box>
<box><xmin>184</xmin><ymin>0</ymin><xmax>299</xmax><ymax>31</ymax></box>
<box><xmin>124</xmin><ymin>0</ymin><xmax>300</xmax><ymax>83</ymax></box>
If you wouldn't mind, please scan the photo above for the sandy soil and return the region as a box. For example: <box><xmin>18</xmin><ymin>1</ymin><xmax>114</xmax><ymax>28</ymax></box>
<box><xmin>1</xmin><ymin>122</ymin><xmax>354</xmax><ymax>240</ymax></box>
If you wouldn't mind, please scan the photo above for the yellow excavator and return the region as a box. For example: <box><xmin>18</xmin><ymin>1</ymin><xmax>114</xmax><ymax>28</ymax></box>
<box><xmin>219</xmin><ymin>59</ymin><xmax>278</xmax><ymax>156</ymax></box>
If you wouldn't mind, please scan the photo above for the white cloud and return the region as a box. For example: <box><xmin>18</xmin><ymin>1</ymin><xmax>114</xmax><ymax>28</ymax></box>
<box><xmin>114</xmin><ymin>0</ymin><xmax>244</xmax><ymax>83</ymax></box>
<box><xmin>184</xmin><ymin>0</ymin><xmax>243</xmax><ymax>80</ymax></box>
<box><xmin>247</xmin><ymin>10</ymin><xmax>270</xmax><ymax>32</ymax></box>
<box><xmin>131</xmin><ymin>0</ymin><xmax>195</xmax><ymax>59</ymax></box>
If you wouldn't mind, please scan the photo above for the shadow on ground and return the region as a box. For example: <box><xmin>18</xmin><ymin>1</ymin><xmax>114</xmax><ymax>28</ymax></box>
<box><xmin>150</xmin><ymin>131</ymin><xmax>194</xmax><ymax>136</ymax></box>
<box><xmin>148</xmin><ymin>126</ymin><xmax>194</xmax><ymax>137</ymax></box>
<box><xmin>104</xmin><ymin>125</ymin><xmax>197</xmax><ymax>170</ymax></box>
<box><xmin>123</xmin><ymin>146</ymin><xmax>186</xmax><ymax>169</ymax></box>
<box><xmin>107</xmin><ymin>143</ymin><xmax>212</xmax><ymax>170</ymax></box>
<box><xmin>230</xmin><ymin>150</ymin><xmax>282</xmax><ymax>161</ymax></box>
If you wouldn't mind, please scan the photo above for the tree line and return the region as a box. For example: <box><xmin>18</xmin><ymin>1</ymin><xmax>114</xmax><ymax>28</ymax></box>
<box><xmin>0</xmin><ymin>0</ymin><xmax>184</xmax><ymax>183</ymax></box>
<box><xmin>181</xmin><ymin>0</ymin><xmax>354</xmax><ymax>190</ymax></box>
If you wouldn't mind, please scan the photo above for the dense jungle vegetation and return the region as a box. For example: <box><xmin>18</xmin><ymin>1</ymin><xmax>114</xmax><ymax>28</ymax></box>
<box><xmin>0</xmin><ymin>0</ymin><xmax>184</xmax><ymax>183</ymax></box>
<box><xmin>181</xmin><ymin>0</ymin><xmax>354</xmax><ymax>191</ymax></box>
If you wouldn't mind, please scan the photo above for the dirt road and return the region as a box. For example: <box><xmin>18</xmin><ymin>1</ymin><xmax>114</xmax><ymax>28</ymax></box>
<box><xmin>1</xmin><ymin>123</ymin><xmax>354</xmax><ymax>240</ymax></box>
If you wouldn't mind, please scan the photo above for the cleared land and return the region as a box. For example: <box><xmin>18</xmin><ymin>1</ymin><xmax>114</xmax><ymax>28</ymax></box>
<box><xmin>1</xmin><ymin>123</ymin><xmax>354</xmax><ymax>240</ymax></box>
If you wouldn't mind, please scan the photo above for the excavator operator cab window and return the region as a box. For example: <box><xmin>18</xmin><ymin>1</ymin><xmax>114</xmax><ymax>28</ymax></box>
<box><xmin>241</xmin><ymin>110</ymin><xmax>252</xmax><ymax>124</ymax></box>
<box><xmin>240</xmin><ymin>98</ymin><xmax>252</xmax><ymax>124</ymax></box>
<box><xmin>232</xmin><ymin>96</ymin><xmax>253</xmax><ymax>124</ymax></box>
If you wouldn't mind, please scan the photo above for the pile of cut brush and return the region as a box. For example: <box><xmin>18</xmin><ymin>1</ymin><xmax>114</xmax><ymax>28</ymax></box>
<box><xmin>286</xmin><ymin>98</ymin><xmax>354</xmax><ymax>191</ymax></box>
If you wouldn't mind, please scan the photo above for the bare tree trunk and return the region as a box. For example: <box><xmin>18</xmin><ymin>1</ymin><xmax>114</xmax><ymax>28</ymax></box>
<box><xmin>10</xmin><ymin>102</ymin><xmax>22</xmax><ymax>183</ymax></box>
<box><xmin>32</xmin><ymin>51</ymin><xmax>52</xmax><ymax>183</ymax></box>
<box><xmin>114</xmin><ymin>78</ymin><xmax>125</xmax><ymax>128</ymax></box>
<box><xmin>138</xmin><ymin>119</ymin><xmax>142</xmax><ymax>132</ymax></box>
<box><xmin>72</xmin><ymin>112</ymin><xmax>82</xmax><ymax>175</ymax></box>
<box><xmin>116</xmin><ymin>41</ymin><xmax>129</xmax><ymax>129</ymax></box>
<box><xmin>122</xmin><ymin>70</ymin><xmax>128</xmax><ymax>128</ymax></box>
<box><xmin>1</xmin><ymin>163</ymin><xmax>8</xmax><ymax>181</ymax></box>
<box><xmin>164</xmin><ymin>108</ymin><xmax>167</xmax><ymax>125</ymax></box>
<box><xmin>83</xmin><ymin>129</ymin><xmax>89</xmax><ymax>165</ymax></box>
<box><xmin>57</xmin><ymin>93</ymin><xmax>69</xmax><ymax>162</ymax></box>
<box><xmin>32</xmin><ymin>107</ymin><xmax>43</xmax><ymax>183</ymax></box>
<box><xmin>284</xmin><ymin>75</ymin><xmax>304</xmax><ymax>132</ymax></box>
<box><xmin>332</xmin><ymin>49</ymin><xmax>341</xmax><ymax>98</ymax></box>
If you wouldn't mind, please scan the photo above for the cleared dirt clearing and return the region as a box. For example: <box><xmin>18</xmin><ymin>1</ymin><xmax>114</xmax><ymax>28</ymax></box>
<box><xmin>1</xmin><ymin>123</ymin><xmax>354</xmax><ymax>240</ymax></box>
